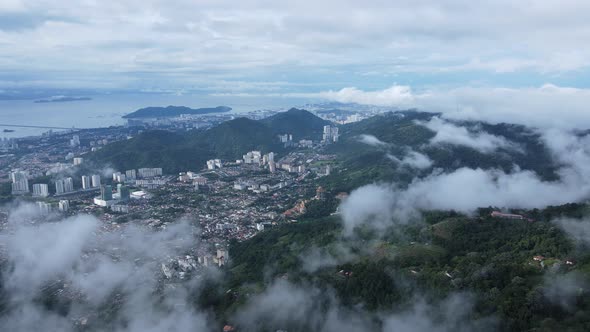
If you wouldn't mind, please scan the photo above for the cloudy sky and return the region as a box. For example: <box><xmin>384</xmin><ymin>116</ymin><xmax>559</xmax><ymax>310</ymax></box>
<box><xmin>1</xmin><ymin>1</ymin><xmax>590</xmax><ymax>104</ymax></box>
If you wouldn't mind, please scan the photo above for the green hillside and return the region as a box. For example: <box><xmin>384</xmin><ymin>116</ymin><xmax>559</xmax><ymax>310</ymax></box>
<box><xmin>206</xmin><ymin>203</ymin><xmax>590</xmax><ymax>332</ymax></box>
<box><xmin>260</xmin><ymin>108</ymin><xmax>331</xmax><ymax>140</ymax></box>
<box><xmin>320</xmin><ymin>111</ymin><xmax>558</xmax><ymax>192</ymax></box>
<box><xmin>89</xmin><ymin>117</ymin><xmax>282</xmax><ymax>172</ymax></box>
<box><xmin>89</xmin><ymin>109</ymin><xmax>327</xmax><ymax>172</ymax></box>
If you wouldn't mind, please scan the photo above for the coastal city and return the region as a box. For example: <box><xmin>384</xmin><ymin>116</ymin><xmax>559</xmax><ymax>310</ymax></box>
<box><xmin>0</xmin><ymin>105</ymin><xmax>370</xmax><ymax>284</ymax></box>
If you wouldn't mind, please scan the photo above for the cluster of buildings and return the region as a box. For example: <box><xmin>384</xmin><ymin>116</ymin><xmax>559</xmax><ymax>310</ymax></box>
<box><xmin>55</xmin><ymin>178</ymin><xmax>75</xmax><ymax>194</ymax></box>
<box><xmin>93</xmin><ymin>183</ymin><xmax>131</xmax><ymax>208</ymax></box>
<box><xmin>278</xmin><ymin>134</ymin><xmax>293</xmax><ymax>144</ymax></box>
<box><xmin>206</xmin><ymin>159</ymin><xmax>223</xmax><ymax>170</ymax></box>
<box><xmin>0</xmin><ymin>138</ymin><xmax>18</xmax><ymax>151</ymax></box>
<box><xmin>322</xmin><ymin>125</ymin><xmax>339</xmax><ymax>143</ymax></box>
<box><xmin>240</xmin><ymin>151</ymin><xmax>275</xmax><ymax>165</ymax></box>
<box><xmin>10</xmin><ymin>170</ymin><xmax>29</xmax><ymax>195</ymax></box>
<box><xmin>34</xmin><ymin>199</ymin><xmax>70</xmax><ymax>215</ymax></box>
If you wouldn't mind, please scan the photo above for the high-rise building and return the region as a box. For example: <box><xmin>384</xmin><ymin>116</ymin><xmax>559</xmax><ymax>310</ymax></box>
<box><xmin>32</xmin><ymin>183</ymin><xmax>49</xmax><ymax>197</ymax></box>
<box><xmin>55</xmin><ymin>179</ymin><xmax>65</xmax><ymax>195</ymax></box>
<box><xmin>10</xmin><ymin>170</ymin><xmax>29</xmax><ymax>194</ymax></box>
<box><xmin>243</xmin><ymin>151</ymin><xmax>262</xmax><ymax>164</ymax></box>
<box><xmin>82</xmin><ymin>175</ymin><xmax>91</xmax><ymax>190</ymax></box>
<box><xmin>116</xmin><ymin>173</ymin><xmax>126</xmax><ymax>182</ymax></box>
<box><xmin>64</xmin><ymin>177</ymin><xmax>74</xmax><ymax>192</ymax></box>
<box><xmin>55</xmin><ymin>177</ymin><xmax>75</xmax><ymax>194</ymax></box>
<box><xmin>126</xmin><ymin>169</ymin><xmax>137</xmax><ymax>180</ymax></box>
<box><xmin>322</xmin><ymin>125</ymin><xmax>339</xmax><ymax>143</ymax></box>
<box><xmin>138</xmin><ymin>168</ymin><xmax>162</xmax><ymax>178</ymax></box>
<box><xmin>58</xmin><ymin>200</ymin><xmax>70</xmax><ymax>212</ymax></box>
<box><xmin>91</xmin><ymin>174</ymin><xmax>101</xmax><ymax>188</ymax></box>
<box><xmin>37</xmin><ymin>201</ymin><xmax>52</xmax><ymax>215</ymax></box>
<box><xmin>278</xmin><ymin>134</ymin><xmax>292</xmax><ymax>143</ymax></box>
<box><xmin>117</xmin><ymin>184</ymin><xmax>130</xmax><ymax>201</ymax></box>
<box><xmin>112</xmin><ymin>172</ymin><xmax>122</xmax><ymax>181</ymax></box>
<box><xmin>73</xmin><ymin>157</ymin><xmax>84</xmax><ymax>165</ymax></box>
<box><xmin>269</xmin><ymin>161</ymin><xmax>276</xmax><ymax>173</ymax></box>
<box><xmin>100</xmin><ymin>185</ymin><xmax>113</xmax><ymax>201</ymax></box>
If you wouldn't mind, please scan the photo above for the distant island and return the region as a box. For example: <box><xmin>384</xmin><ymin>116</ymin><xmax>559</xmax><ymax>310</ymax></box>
<box><xmin>122</xmin><ymin>105</ymin><xmax>232</xmax><ymax>119</ymax></box>
<box><xmin>34</xmin><ymin>96</ymin><xmax>92</xmax><ymax>103</ymax></box>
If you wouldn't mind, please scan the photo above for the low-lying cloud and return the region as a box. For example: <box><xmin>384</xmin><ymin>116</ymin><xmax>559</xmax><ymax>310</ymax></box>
<box><xmin>420</xmin><ymin>117</ymin><xmax>517</xmax><ymax>153</ymax></box>
<box><xmin>387</xmin><ymin>150</ymin><xmax>433</xmax><ymax>170</ymax></box>
<box><xmin>231</xmin><ymin>279</ymin><xmax>496</xmax><ymax>332</ymax></box>
<box><xmin>340</xmin><ymin>128</ymin><xmax>590</xmax><ymax>234</ymax></box>
<box><xmin>0</xmin><ymin>203</ymin><xmax>211</xmax><ymax>332</ymax></box>
<box><xmin>357</xmin><ymin>134</ymin><xmax>388</xmax><ymax>147</ymax></box>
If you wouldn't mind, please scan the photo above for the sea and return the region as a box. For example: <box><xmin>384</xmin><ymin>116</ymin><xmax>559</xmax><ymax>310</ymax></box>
<box><xmin>0</xmin><ymin>94</ymin><xmax>317</xmax><ymax>139</ymax></box>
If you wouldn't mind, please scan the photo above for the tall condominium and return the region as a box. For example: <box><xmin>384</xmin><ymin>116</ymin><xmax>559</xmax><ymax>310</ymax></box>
<box><xmin>10</xmin><ymin>170</ymin><xmax>29</xmax><ymax>194</ymax></box>
<box><xmin>322</xmin><ymin>125</ymin><xmax>339</xmax><ymax>143</ymax></box>
<box><xmin>100</xmin><ymin>185</ymin><xmax>113</xmax><ymax>201</ymax></box>
<box><xmin>82</xmin><ymin>175</ymin><xmax>91</xmax><ymax>190</ymax></box>
<box><xmin>32</xmin><ymin>183</ymin><xmax>49</xmax><ymax>197</ymax></box>
<box><xmin>55</xmin><ymin>177</ymin><xmax>75</xmax><ymax>194</ymax></box>
<box><xmin>36</xmin><ymin>202</ymin><xmax>52</xmax><ymax>215</ymax></box>
<box><xmin>64</xmin><ymin>177</ymin><xmax>74</xmax><ymax>192</ymax></box>
<box><xmin>55</xmin><ymin>179</ymin><xmax>65</xmax><ymax>195</ymax></box>
<box><xmin>91</xmin><ymin>174</ymin><xmax>101</xmax><ymax>188</ymax></box>
<box><xmin>117</xmin><ymin>184</ymin><xmax>131</xmax><ymax>201</ymax></box>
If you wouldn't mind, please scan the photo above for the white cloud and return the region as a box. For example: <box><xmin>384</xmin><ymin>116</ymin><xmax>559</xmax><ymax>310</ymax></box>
<box><xmin>314</xmin><ymin>84</ymin><xmax>590</xmax><ymax>130</ymax></box>
<box><xmin>1</xmin><ymin>1</ymin><xmax>590</xmax><ymax>89</ymax></box>
<box><xmin>420</xmin><ymin>117</ymin><xmax>516</xmax><ymax>153</ymax></box>
<box><xmin>0</xmin><ymin>205</ymin><xmax>211</xmax><ymax>332</ymax></box>
<box><xmin>357</xmin><ymin>134</ymin><xmax>387</xmax><ymax>146</ymax></box>
<box><xmin>387</xmin><ymin>150</ymin><xmax>433</xmax><ymax>170</ymax></box>
<box><xmin>319</xmin><ymin>86</ymin><xmax>415</xmax><ymax>106</ymax></box>
<box><xmin>340</xmin><ymin>129</ymin><xmax>590</xmax><ymax>233</ymax></box>
<box><xmin>339</xmin><ymin>184</ymin><xmax>399</xmax><ymax>236</ymax></box>
<box><xmin>399</xmin><ymin>151</ymin><xmax>433</xmax><ymax>169</ymax></box>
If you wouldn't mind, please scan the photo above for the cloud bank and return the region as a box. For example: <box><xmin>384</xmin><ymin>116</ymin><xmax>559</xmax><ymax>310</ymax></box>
<box><xmin>420</xmin><ymin>117</ymin><xmax>516</xmax><ymax>153</ymax></box>
<box><xmin>316</xmin><ymin>84</ymin><xmax>590</xmax><ymax>130</ymax></box>
<box><xmin>0</xmin><ymin>203</ymin><xmax>211</xmax><ymax>332</ymax></box>
<box><xmin>339</xmin><ymin>128</ymin><xmax>590</xmax><ymax>233</ymax></box>
<box><xmin>231</xmin><ymin>279</ymin><xmax>496</xmax><ymax>332</ymax></box>
<box><xmin>1</xmin><ymin>1</ymin><xmax>590</xmax><ymax>91</ymax></box>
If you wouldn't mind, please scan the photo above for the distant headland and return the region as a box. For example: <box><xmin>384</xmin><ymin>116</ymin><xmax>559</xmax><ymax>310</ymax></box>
<box><xmin>34</xmin><ymin>96</ymin><xmax>92</xmax><ymax>103</ymax></box>
<box><xmin>122</xmin><ymin>105</ymin><xmax>232</xmax><ymax>119</ymax></box>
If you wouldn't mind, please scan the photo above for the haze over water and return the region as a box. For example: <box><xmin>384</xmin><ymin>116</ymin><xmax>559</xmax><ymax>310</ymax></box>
<box><xmin>0</xmin><ymin>94</ymin><xmax>314</xmax><ymax>138</ymax></box>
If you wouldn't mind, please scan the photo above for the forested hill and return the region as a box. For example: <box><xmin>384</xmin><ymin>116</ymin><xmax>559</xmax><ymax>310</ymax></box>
<box><xmin>207</xmin><ymin>203</ymin><xmax>590</xmax><ymax>332</ymax></box>
<box><xmin>320</xmin><ymin>110</ymin><xmax>558</xmax><ymax>192</ymax></box>
<box><xmin>89</xmin><ymin>118</ymin><xmax>281</xmax><ymax>172</ymax></box>
<box><xmin>122</xmin><ymin>105</ymin><xmax>232</xmax><ymax>118</ymax></box>
<box><xmin>260</xmin><ymin>108</ymin><xmax>331</xmax><ymax>140</ymax></box>
<box><xmin>89</xmin><ymin>109</ymin><xmax>327</xmax><ymax>172</ymax></box>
